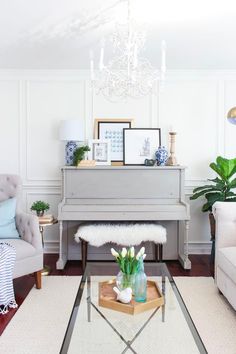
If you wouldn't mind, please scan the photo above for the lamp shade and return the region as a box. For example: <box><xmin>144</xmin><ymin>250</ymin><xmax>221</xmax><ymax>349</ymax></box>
<box><xmin>59</xmin><ymin>120</ymin><xmax>84</xmax><ymax>141</ymax></box>
<box><xmin>227</xmin><ymin>107</ymin><xmax>236</xmax><ymax>125</ymax></box>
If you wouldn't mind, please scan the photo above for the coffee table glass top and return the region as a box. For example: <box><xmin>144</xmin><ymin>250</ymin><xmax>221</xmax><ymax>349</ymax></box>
<box><xmin>60</xmin><ymin>262</ymin><xmax>206</xmax><ymax>354</ymax></box>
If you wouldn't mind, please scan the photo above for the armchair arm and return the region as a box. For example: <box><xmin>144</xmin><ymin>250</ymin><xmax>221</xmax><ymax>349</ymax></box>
<box><xmin>16</xmin><ymin>212</ymin><xmax>42</xmax><ymax>253</ymax></box>
<box><xmin>213</xmin><ymin>202</ymin><xmax>236</xmax><ymax>250</ymax></box>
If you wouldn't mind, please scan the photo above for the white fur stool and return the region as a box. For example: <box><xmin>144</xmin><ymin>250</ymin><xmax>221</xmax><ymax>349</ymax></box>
<box><xmin>74</xmin><ymin>222</ymin><xmax>167</xmax><ymax>271</ymax></box>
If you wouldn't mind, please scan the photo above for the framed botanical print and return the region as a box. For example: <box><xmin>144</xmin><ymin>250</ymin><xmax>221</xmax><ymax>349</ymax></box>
<box><xmin>123</xmin><ymin>128</ymin><xmax>161</xmax><ymax>165</ymax></box>
<box><xmin>88</xmin><ymin>139</ymin><xmax>111</xmax><ymax>165</ymax></box>
<box><xmin>94</xmin><ymin>118</ymin><xmax>134</xmax><ymax>164</ymax></box>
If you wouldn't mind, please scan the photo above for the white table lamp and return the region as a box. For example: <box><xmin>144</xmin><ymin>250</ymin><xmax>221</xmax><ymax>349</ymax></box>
<box><xmin>59</xmin><ymin>120</ymin><xmax>84</xmax><ymax>165</ymax></box>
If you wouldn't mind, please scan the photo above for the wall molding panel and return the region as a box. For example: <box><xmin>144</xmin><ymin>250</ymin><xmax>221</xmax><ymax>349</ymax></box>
<box><xmin>0</xmin><ymin>69</ymin><xmax>235</xmax><ymax>255</ymax></box>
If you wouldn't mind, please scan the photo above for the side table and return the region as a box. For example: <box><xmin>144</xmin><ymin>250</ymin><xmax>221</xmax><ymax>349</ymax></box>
<box><xmin>39</xmin><ymin>218</ymin><xmax>58</xmax><ymax>275</ymax></box>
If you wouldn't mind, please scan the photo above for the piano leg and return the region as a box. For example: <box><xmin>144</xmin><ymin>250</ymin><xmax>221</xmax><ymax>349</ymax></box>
<box><xmin>56</xmin><ymin>221</ymin><xmax>68</xmax><ymax>270</ymax></box>
<box><xmin>178</xmin><ymin>220</ymin><xmax>191</xmax><ymax>270</ymax></box>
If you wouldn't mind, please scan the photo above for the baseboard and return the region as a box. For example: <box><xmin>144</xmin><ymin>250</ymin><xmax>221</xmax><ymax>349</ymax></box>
<box><xmin>188</xmin><ymin>242</ymin><xmax>211</xmax><ymax>255</ymax></box>
<box><xmin>43</xmin><ymin>240</ymin><xmax>212</xmax><ymax>255</ymax></box>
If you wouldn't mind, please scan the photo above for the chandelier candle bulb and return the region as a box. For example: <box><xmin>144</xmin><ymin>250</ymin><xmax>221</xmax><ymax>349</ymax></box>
<box><xmin>161</xmin><ymin>40</ymin><xmax>166</xmax><ymax>74</ymax></box>
<box><xmin>99</xmin><ymin>47</ymin><xmax>104</xmax><ymax>71</ymax></box>
<box><xmin>90</xmin><ymin>50</ymin><xmax>95</xmax><ymax>81</ymax></box>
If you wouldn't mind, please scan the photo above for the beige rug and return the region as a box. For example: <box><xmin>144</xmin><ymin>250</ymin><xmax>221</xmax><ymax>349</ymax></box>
<box><xmin>0</xmin><ymin>276</ymin><xmax>236</xmax><ymax>354</ymax></box>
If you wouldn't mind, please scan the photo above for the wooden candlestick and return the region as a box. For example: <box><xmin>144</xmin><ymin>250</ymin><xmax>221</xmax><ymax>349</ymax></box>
<box><xmin>166</xmin><ymin>132</ymin><xmax>177</xmax><ymax>166</ymax></box>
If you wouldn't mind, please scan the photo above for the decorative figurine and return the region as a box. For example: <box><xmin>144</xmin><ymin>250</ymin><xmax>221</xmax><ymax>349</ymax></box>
<box><xmin>113</xmin><ymin>287</ymin><xmax>133</xmax><ymax>304</ymax></box>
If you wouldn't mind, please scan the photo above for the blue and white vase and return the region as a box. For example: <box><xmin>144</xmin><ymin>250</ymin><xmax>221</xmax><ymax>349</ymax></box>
<box><xmin>155</xmin><ymin>146</ymin><xmax>168</xmax><ymax>166</ymax></box>
<box><xmin>65</xmin><ymin>141</ymin><xmax>77</xmax><ymax>165</ymax></box>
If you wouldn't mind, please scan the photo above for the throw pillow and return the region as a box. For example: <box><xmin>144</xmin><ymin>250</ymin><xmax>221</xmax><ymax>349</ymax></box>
<box><xmin>0</xmin><ymin>198</ymin><xmax>20</xmax><ymax>239</ymax></box>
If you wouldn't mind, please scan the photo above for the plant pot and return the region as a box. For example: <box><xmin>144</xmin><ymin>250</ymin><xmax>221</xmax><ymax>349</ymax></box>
<box><xmin>36</xmin><ymin>210</ymin><xmax>44</xmax><ymax>217</ymax></box>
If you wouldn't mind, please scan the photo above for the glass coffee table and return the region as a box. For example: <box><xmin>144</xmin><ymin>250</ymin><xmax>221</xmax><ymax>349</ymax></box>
<box><xmin>60</xmin><ymin>262</ymin><xmax>207</xmax><ymax>354</ymax></box>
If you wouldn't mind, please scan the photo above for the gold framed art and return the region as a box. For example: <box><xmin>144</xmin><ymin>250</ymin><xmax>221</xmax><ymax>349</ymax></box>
<box><xmin>94</xmin><ymin>118</ymin><xmax>134</xmax><ymax>165</ymax></box>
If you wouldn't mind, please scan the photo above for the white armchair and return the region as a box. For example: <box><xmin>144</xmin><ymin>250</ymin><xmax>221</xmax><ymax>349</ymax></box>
<box><xmin>213</xmin><ymin>201</ymin><xmax>236</xmax><ymax>309</ymax></box>
<box><xmin>0</xmin><ymin>174</ymin><xmax>43</xmax><ymax>288</ymax></box>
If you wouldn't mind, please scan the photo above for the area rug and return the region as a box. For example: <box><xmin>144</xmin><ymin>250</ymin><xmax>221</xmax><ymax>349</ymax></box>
<box><xmin>0</xmin><ymin>276</ymin><xmax>236</xmax><ymax>354</ymax></box>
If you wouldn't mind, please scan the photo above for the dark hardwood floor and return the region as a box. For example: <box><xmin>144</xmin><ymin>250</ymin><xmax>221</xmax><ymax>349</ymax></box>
<box><xmin>0</xmin><ymin>254</ymin><xmax>213</xmax><ymax>335</ymax></box>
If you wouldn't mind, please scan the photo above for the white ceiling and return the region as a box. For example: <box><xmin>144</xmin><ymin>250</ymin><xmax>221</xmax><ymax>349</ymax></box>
<box><xmin>1</xmin><ymin>0</ymin><xmax>236</xmax><ymax>69</ymax></box>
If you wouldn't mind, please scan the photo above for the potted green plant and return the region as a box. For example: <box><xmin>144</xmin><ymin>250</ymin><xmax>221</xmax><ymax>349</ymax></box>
<box><xmin>31</xmin><ymin>200</ymin><xmax>50</xmax><ymax>217</ymax></box>
<box><xmin>190</xmin><ymin>156</ymin><xmax>236</xmax><ymax>258</ymax></box>
<box><xmin>73</xmin><ymin>145</ymin><xmax>90</xmax><ymax>166</ymax></box>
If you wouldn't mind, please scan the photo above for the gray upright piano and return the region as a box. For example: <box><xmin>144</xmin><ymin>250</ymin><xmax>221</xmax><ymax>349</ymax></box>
<box><xmin>57</xmin><ymin>166</ymin><xmax>190</xmax><ymax>269</ymax></box>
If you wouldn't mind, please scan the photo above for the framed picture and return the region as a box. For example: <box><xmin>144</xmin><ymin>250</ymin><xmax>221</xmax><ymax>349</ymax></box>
<box><xmin>94</xmin><ymin>118</ymin><xmax>134</xmax><ymax>164</ymax></box>
<box><xmin>123</xmin><ymin>128</ymin><xmax>161</xmax><ymax>165</ymax></box>
<box><xmin>88</xmin><ymin>139</ymin><xmax>111</xmax><ymax>165</ymax></box>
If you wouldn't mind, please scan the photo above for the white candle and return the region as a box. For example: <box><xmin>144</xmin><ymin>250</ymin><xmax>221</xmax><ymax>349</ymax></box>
<box><xmin>99</xmin><ymin>38</ymin><xmax>105</xmax><ymax>71</ymax></box>
<box><xmin>133</xmin><ymin>44</ymin><xmax>138</xmax><ymax>69</ymax></box>
<box><xmin>99</xmin><ymin>47</ymin><xmax>104</xmax><ymax>71</ymax></box>
<box><xmin>161</xmin><ymin>40</ymin><xmax>166</xmax><ymax>74</ymax></box>
<box><xmin>90</xmin><ymin>50</ymin><xmax>94</xmax><ymax>81</ymax></box>
<box><xmin>169</xmin><ymin>125</ymin><xmax>176</xmax><ymax>133</ymax></box>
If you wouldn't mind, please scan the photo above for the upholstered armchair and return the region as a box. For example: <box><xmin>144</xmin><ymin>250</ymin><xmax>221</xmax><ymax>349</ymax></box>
<box><xmin>0</xmin><ymin>174</ymin><xmax>43</xmax><ymax>288</ymax></box>
<box><xmin>213</xmin><ymin>201</ymin><xmax>236</xmax><ymax>309</ymax></box>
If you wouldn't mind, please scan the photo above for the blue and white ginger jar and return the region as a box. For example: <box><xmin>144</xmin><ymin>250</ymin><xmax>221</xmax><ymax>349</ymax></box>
<box><xmin>155</xmin><ymin>146</ymin><xmax>168</xmax><ymax>166</ymax></box>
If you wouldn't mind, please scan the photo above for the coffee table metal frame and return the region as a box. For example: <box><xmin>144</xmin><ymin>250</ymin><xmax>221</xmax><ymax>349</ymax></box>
<box><xmin>60</xmin><ymin>262</ymin><xmax>207</xmax><ymax>354</ymax></box>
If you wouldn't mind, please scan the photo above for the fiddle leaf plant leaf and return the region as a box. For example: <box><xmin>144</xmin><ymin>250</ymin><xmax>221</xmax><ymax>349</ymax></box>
<box><xmin>191</xmin><ymin>156</ymin><xmax>236</xmax><ymax>212</ymax></box>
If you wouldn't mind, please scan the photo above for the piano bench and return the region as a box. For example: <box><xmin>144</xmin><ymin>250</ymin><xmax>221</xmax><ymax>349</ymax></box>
<box><xmin>74</xmin><ymin>222</ymin><xmax>167</xmax><ymax>272</ymax></box>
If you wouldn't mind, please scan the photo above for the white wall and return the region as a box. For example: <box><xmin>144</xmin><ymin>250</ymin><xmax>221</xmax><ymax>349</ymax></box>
<box><xmin>1</xmin><ymin>69</ymin><xmax>236</xmax><ymax>255</ymax></box>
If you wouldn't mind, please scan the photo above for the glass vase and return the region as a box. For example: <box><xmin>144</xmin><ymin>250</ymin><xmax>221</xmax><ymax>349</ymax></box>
<box><xmin>116</xmin><ymin>271</ymin><xmax>136</xmax><ymax>292</ymax></box>
<box><xmin>134</xmin><ymin>259</ymin><xmax>147</xmax><ymax>302</ymax></box>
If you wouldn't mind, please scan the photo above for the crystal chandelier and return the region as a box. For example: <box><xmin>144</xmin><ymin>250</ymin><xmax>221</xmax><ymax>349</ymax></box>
<box><xmin>90</xmin><ymin>0</ymin><xmax>166</xmax><ymax>101</ymax></box>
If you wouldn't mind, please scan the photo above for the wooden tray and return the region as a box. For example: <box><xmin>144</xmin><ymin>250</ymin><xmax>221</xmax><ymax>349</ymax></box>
<box><xmin>98</xmin><ymin>280</ymin><xmax>164</xmax><ymax>315</ymax></box>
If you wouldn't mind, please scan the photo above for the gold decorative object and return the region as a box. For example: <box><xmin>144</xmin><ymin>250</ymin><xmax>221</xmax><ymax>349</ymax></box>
<box><xmin>98</xmin><ymin>279</ymin><xmax>164</xmax><ymax>315</ymax></box>
<box><xmin>77</xmin><ymin>160</ymin><xmax>96</xmax><ymax>167</ymax></box>
<box><xmin>166</xmin><ymin>132</ymin><xmax>177</xmax><ymax>166</ymax></box>
<box><xmin>39</xmin><ymin>217</ymin><xmax>58</xmax><ymax>275</ymax></box>
<box><xmin>227</xmin><ymin>107</ymin><xmax>236</xmax><ymax>125</ymax></box>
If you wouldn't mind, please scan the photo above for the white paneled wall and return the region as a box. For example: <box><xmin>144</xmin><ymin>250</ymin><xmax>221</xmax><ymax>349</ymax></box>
<box><xmin>0</xmin><ymin>70</ymin><xmax>235</xmax><ymax>255</ymax></box>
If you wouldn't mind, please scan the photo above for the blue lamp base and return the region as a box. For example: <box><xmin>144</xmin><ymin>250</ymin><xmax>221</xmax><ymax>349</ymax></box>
<box><xmin>65</xmin><ymin>141</ymin><xmax>77</xmax><ymax>165</ymax></box>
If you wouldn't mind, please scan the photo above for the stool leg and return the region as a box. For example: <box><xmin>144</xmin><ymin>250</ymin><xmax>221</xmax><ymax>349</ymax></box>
<box><xmin>80</xmin><ymin>238</ymin><xmax>88</xmax><ymax>273</ymax></box>
<box><xmin>154</xmin><ymin>243</ymin><xmax>159</xmax><ymax>262</ymax></box>
<box><xmin>159</xmin><ymin>244</ymin><xmax>163</xmax><ymax>262</ymax></box>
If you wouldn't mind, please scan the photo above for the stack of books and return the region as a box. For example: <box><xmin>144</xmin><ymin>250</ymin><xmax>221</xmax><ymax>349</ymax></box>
<box><xmin>38</xmin><ymin>214</ymin><xmax>54</xmax><ymax>224</ymax></box>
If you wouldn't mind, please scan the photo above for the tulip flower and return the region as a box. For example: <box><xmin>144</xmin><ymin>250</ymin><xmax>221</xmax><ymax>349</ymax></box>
<box><xmin>121</xmin><ymin>247</ymin><xmax>127</xmax><ymax>257</ymax></box>
<box><xmin>136</xmin><ymin>251</ymin><xmax>141</xmax><ymax>260</ymax></box>
<box><xmin>140</xmin><ymin>247</ymin><xmax>145</xmax><ymax>256</ymax></box>
<box><xmin>130</xmin><ymin>246</ymin><xmax>135</xmax><ymax>258</ymax></box>
<box><xmin>143</xmin><ymin>254</ymin><xmax>146</xmax><ymax>260</ymax></box>
<box><xmin>111</xmin><ymin>248</ymin><xmax>119</xmax><ymax>258</ymax></box>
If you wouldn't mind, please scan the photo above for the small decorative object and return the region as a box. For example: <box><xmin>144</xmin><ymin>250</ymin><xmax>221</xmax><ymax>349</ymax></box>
<box><xmin>77</xmin><ymin>160</ymin><xmax>96</xmax><ymax>167</ymax></box>
<box><xmin>94</xmin><ymin>118</ymin><xmax>134</xmax><ymax>165</ymax></box>
<box><xmin>166</xmin><ymin>131</ymin><xmax>177</xmax><ymax>166</ymax></box>
<box><xmin>155</xmin><ymin>146</ymin><xmax>168</xmax><ymax>166</ymax></box>
<box><xmin>113</xmin><ymin>287</ymin><xmax>132</xmax><ymax>304</ymax></box>
<box><xmin>73</xmin><ymin>145</ymin><xmax>90</xmax><ymax>166</ymax></box>
<box><xmin>134</xmin><ymin>257</ymin><xmax>147</xmax><ymax>302</ymax></box>
<box><xmin>30</xmin><ymin>200</ymin><xmax>50</xmax><ymax>217</ymax></box>
<box><xmin>123</xmin><ymin>128</ymin><xmax>161</xmax><ymax>165</ymax></box>
<box><xmin>227</xmin><ymin>107</ymin><xmax>236</xmax><ymax>125</ymax></box>
<box><xmin>144</xmin><ymin>159</ymin><xmax>155</xmax><ymax>166</ymax></box>
<box><xmin>88</xmin><ymin>139</ymin><xmax>111</xmax><ymax>165</ymax></box>
<box><xmin>59</xmin><ymin>120</ymin><xmax>84</xmax><ymax>165</ymax></box>
<box><xmin>111</xmin><ymin>246</ymin><xmax>146</xmax><ymax>292</ymax></box>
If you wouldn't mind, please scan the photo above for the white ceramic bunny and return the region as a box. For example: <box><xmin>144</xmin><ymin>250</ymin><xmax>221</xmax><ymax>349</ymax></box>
<box><xmin>113</xmin><ymin>286</ymin><xmax>132</xmax><ymax>304</ymax></box>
